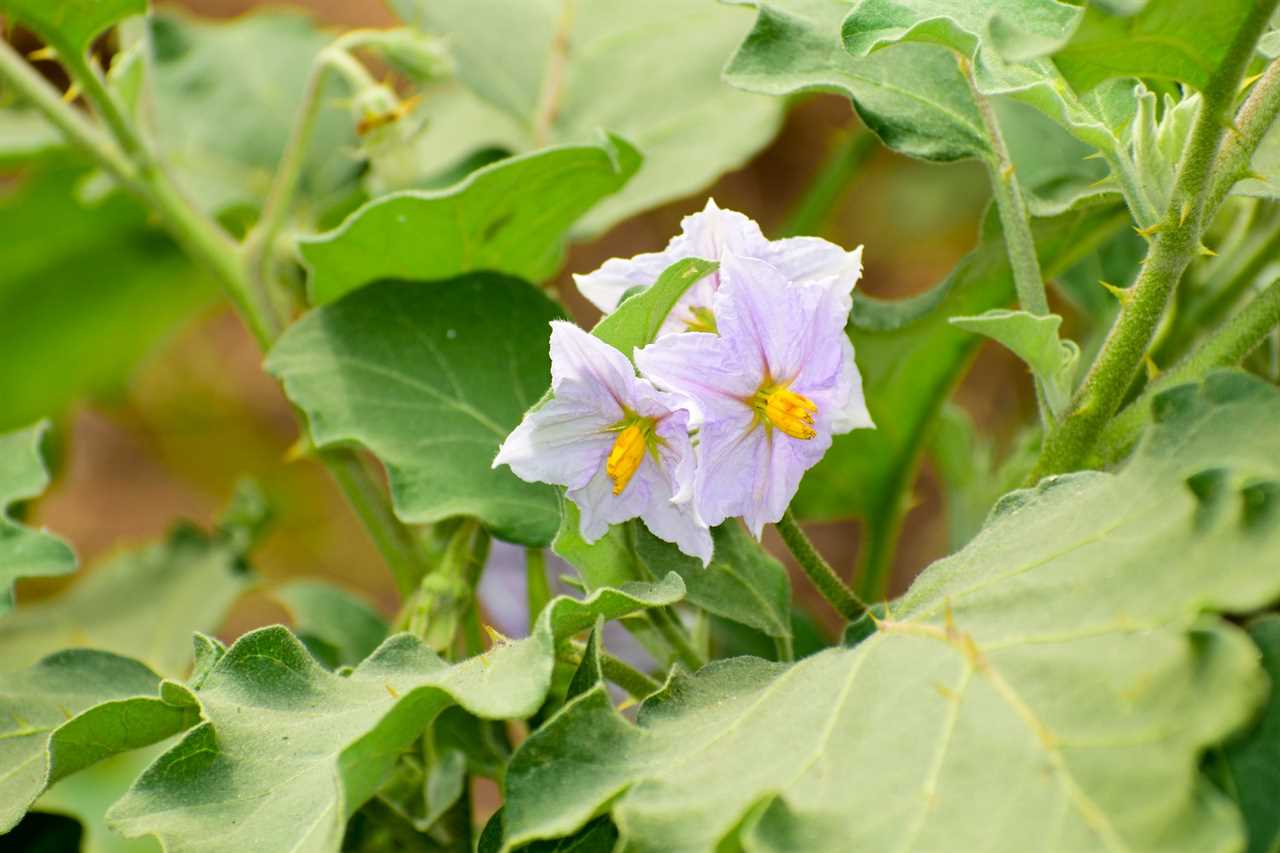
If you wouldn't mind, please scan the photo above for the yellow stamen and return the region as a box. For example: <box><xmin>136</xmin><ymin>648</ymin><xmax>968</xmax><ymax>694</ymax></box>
<box><xmin>606</xmin><ymin>423</ymin><xmax>647</xmax><ymax>495</ymax></box>
<box><xmin>684</xmin><ymin>305</ymin><xmax>718</xmax><ymax>334</ymax></box>
<box><xmin>754</xmin><ymin>385</ymin><xmax>818</xmax><ymax>440</ymax></box>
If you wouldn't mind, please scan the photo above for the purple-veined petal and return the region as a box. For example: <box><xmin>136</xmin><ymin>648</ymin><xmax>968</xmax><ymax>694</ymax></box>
<box><xmin>829</xmin><ymin>336</ymin><xmax>874</xmax><ymax>434</ymax></box>
<box><xmin>762</xmin><ymin>239</ymin><xmax>862</xmax><ymax>298</ymax></box>
<box><xmin>492</xmin><ymin>395</ymin><xmax>615</xmax><ymax>492</ymax></box>
<box><xmin>549</xmin><ymin>320</ymin><xmax>636</xmax><ymax>407</ymax></box>
<box><xmin>714</xmin><ymin>253</ymin><xmax>813</xmax><ymax>383</ymax></box>
<box><xmin>692</xmin><ymin>408</ymin><xmax>765</xmax><ymax>530</ymax></box>
<box><xmin>634</xmin><ymin>331</ymin><xmax>756</xmax><ymax>425</ymax></box>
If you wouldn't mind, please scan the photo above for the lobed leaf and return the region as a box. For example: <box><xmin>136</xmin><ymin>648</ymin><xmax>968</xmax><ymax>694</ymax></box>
<box><xmin>0</xmin><ymin>651</ymin><xmax>199</xmax><ymax>833</ymax></box>
<box><xmin>503</xmin><ymin>371</ymin><xmax>1280</xmax><ymax>852</ymax></box>
<box><xmin>301</xmin><ymin>136</ymin><xmax>640</xmax><ymax>304</ymax></box>
<box><xmin>0</xmin><ymin>421</ymin><xmax>75</xmax><ymax>614</ymax></box>
<box><xmin>271</xmin><ymin>580</ymin><xmax>389</xmax><ymax>669</ymax></box>
<box><xmin>0</xmin><ymin>524</ymin><xmax>251</xmax><ymax>677</ymax></box>
<box><xmin>106</xmin><ymin>576</ymin><xmax>684</xmax><ymax>853</ymax></box>
<box><xmin>266</xmin><ymin>273</ymin><xmax>565</xmax><ymax>547</ymax></box>
<box><xmin>386</xmin><ymin>0</ymin><xmax>785</xmax><ymax>234</ymax></box>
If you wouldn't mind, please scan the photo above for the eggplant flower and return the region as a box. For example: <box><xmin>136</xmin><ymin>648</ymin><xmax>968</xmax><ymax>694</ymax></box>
<box><xmin>574</xmin><ymin>198</ymin><xmax>862</xmax><ymax>337</ymax></box>
<box><xmin>635</xmin><ymin>253</ymin><xmax>873</xmax><ymax>539</ymax></box>
<box><xmin>493</xmin><ymin>322</ymin><xmax>712</xmax><ymax>564</ymax></box>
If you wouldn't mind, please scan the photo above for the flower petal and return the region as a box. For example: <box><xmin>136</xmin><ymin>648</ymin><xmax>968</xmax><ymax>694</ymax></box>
<box><xmin>492</xmin><ymin>395</ymin><xmax>614</xmax><ymax>492</ymax></box>
<box><xmin>573</xmin><ymin>251</ymin><xmax>676</xmax><ymax>315</ymax></box>
<box><xmin>549</xmin><ymin>321</ymin><xmax>635</xmax><ymax>409</ymax></box>
<box><xmin>763</xmin><ymin>239</ymin><xmax>862</xmax><ymax>295</ymax></box>
<box><xmin>692</xmin><ymin>409</ymin><xmax>765</xmax><ymax>529</ymax></box>
<box><xmin>634</xmin><ymin>332</ymin><xmax>756</xmax><ymax>426</ymax></box>
<box><xmin>714</xmin><ymin>253</ymin><xmax>813</xmax><ymax>383</ymax></box>
<box><xmin>829</xmin><ymin>336</ymin><xmax>875</xmax><ymax>434</ymax></box>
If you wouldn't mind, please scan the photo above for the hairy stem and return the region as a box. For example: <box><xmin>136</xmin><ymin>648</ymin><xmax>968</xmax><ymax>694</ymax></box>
<box><xmin>779</xmin><ymin>126</ymin><xmax>875</xmax><ymax>238</ymax></box>
<box><xmin>776</xmin><ymin>509</ymin><xmax>867</xmax><ymax>622</ymax></box>
<box><xmin>1205</xmin><ymin>58</ymin><xmax>1280</xmax><ymax>221</ymax></box>
<box><xmin>525</xmin><ymin>547</ymin><xmax>552</xmax><ymax>630</ymax></box>
<box><xmin>562</xmin><ymin>641</ymin><xmax>663</xmax><ymax>700</ymax></box>
<box><xmin>1032</xmin><ymin>0</ymin><xmax>1280</xmax><ymax>480</ymax></box>
<box><xmin>1099</xmin><ymin>275</ymin><xmax>1280</xmax><ymax>462</ymax></box>
<box><xmin>649</xmin><ymin>607</ymin><xmax>704</xmax><ymax>672</ymax></box>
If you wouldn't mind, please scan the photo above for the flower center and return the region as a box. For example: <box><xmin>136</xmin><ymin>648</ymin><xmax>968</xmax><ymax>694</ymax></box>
<box><xmin>684</xmin><ymin>306</ymin><xmax>718</xmax><ymax>334</ymax></box>
<box><xmin>606</xmin><ymin>419</ymin><xmax>653</xmax><ymax>495</ymax></box>
<box><xmin>752</xmin><ymin>384</ymin><xmax>817</xmax><ymax>440</ymax></box>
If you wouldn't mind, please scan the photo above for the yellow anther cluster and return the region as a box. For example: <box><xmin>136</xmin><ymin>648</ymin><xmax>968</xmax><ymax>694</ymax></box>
<box><xmin>754</xmin><ymin>385</ymin><xmax>818</xmax><ymax>440</ymax></box>
<box><xmin>606</xmin><ymin>423</ymin><xmax>648</xmax><ymax>495</ymax></box>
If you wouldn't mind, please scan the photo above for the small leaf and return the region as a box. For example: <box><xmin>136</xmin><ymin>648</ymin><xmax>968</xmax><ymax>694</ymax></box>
<box><xmin>503</xmin><ymin>371</ymin><xmax>1280</xmax><ymax>852</ymax></box>
<box><xmin>107</xmin><ymin>577</ymin><xmax>683</xmax><ymax>853</ymax></box>
<box><xmin>385</xmin><ymin>0</ymin><xmax>784</xmax><ymax>235</ymax></box>
<box><xmin>1051</xmin><ymin>0</ymin><xmax>1257</xmax><ymax>93</ymax></box>
<box><xmin>949</xmin><ymin>309</ymin><xmax>1080</xmax><ymax>418</ymax></box>
<box><xmin>1216</xmin><ymin>615</ymin><xmax>1280</xmax><ymax>853</ymax></box>
<box><xmin>0</xmin><ymin>524</ymin><xmax>251</xmax><ymax>677</ymax></box>
<box><xmin>0</xmin><ymin>421</ymin><xmax>75</xmax><ymax>614</ymax></box>
<box><xmin>0</xmin><ymin>0</ymin><xmax>144</xmax><ymax>55</ymax></box>
<box><xmin>301</xmin><ymin>136</ymin><xmax>642</xmax><ymax>304</ymax></box>
<box><xmin>589</xmin><ymin>258</ymin><xmax>719</xmax><ymax>359</ymax></box>
<box><xmin>634</xmin><ymin>522</ymin><xmax>791</xmax><ymax>641</ymax></box>
<box><xmin>266</xmin><ymin>273</ymin><xmax>565</xmax><ymax>547</ymax></box>
<box><xmin>0</xmin><ymin>650</ymin><xmax>199</xmax><ymax>832</ymax></box>
<box><xmin>271</xmin><ymin>580</ymin><xmax>389</xmax><ymax>669</ymax></box>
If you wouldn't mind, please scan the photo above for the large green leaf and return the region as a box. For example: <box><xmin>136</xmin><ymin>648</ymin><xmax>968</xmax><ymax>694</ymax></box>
<box><xmin>272</xmin><ymin>580</ymin><xmax>389</xmax><ymax>670</ymax></box>
<box><xmin>387</xmin><ymin>0</ymin><xmax>784</xmax><ymax>234</ymax></box>
<box><xmin>107</xmin><ymin>576</ymin><xmax>684</xmax><ymax>853</ymax></box>
<box><xmin>0</xmin><ymin>524</ymin><xmax>251</xmax><ymax>677</ymax></box>
<box><xmin>0</xmin><ymin>0</ymin><xmax>144</xmax><ymax>55</ymax></box>
<box><xmin>147</xmin><ymin>10</ymin><xmax>358</xmax><ymax>217</ymax></box>
<box><xmin>502</xmin><ymin>371</ymin><xmax>1280</xmax><ymax>852</ymax></box>
<box><xmin>0</xmin><ymin>162</ymin><xmax>217</xmax><ymax>431</ymax></box>
<box><xmin>1217</xmin><ymin>616</ymin><xmax>1280</xmax><ymax>853</ymax></box>
<box><xmin>0</xmin><ymin>650</ymin><xmax>199</xmax><ymax>833</ymax></box>
<box><xmin>0</xmin><ymin>422</ymin><xmax>75</xmax><ymax>614</ymax></box>
<box><xmin>725</xmin><ymin>0</ymin><xmax>988</xmax><ymax>162</ymax></box>
<box><xmin>797</xmin><ymin>204</ymin><xmax>1127</xmax><ymax>589</ymax></box>
<box><xmin>266</xmin><ymin>274</ymin><xmax>565</xmax><ymax>547</ymax></box>
<box><xmin>1051</xmin><ymin>0</ymin><xmax>1256</xmax><ymax>93</ymax></box>
<box><xmin>301</xmin><ymin>136</ymin><xmax>640</xmax><ymax>304</ymax></box>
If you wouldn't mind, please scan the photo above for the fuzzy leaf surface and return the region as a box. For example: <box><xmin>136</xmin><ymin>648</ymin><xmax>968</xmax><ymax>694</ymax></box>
<box><xmin>503</xmin><ymin>372</ymin><xmax>1280</xmax><ymax>852</ymax></box>
<box><xmin>107</xmin><ymin>577</ymin><xmax>684</xmax><ymax>853</ymax></box>
<box><xmin>0</xmin><ymin>422</ymin><xmax>75</xmax><ymax>614</ymax></box>
<box><xmin>266</xmin><ymin>274</ymin><xmax>565</xmax><ymax>547</ymax></box>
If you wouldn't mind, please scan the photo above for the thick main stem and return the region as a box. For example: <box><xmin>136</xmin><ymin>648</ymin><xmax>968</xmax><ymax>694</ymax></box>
<box><xmin>1032</xmin><ymin>0</ymin><xmax>1280</xmax><ymax>480</ymax></box>
<box><xmin>776</xmin><ymin>509</ymin><xmax>867</xmax><ymax>622</ymax></box>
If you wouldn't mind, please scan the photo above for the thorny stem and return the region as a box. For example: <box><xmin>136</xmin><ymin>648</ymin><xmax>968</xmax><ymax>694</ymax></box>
<box><xmin>1032</xmin><ymin>0</ymin><xmax>1280</xmax><ymax>480</ymax></box>
<box><xmin>0</xmin><ymin>35</ymin><xmax>434</xmax><ymax>598</ymax></box>
<box><xmin>1098</xmin><ymin>274</ymin><xmax>1280</xmax><ymax>463</ymax></box>
<box><xmin>776</xmin><ymin>509</ymin><xmax>867</xmax><ymax>622</ymax></box>
<box><xmin>1205</xmin><ymin>58</ymin><xmax>1280</xmax><ymax>222</ymax></box>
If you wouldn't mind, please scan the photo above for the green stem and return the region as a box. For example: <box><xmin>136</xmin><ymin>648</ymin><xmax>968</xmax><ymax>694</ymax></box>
<box><xmin>773</xmin><ymin>633</ymin><xmax>795</xmax><ymax>663</ymax></box>
<box><xmin>776</xmin><ymin>509</ymin><xmax>867</xmax><ymax>622</ymax></box>
<box><xmin>525</xmin><ymin>547</ymin><xmax>552</xmax><ymax>630</ymax></box>
<box><xmin>321</xmin><ymin>449</ymin><xmax>432</xmax><ymax>598</ymax></box>
<box><xmin>779</xmin><ymin>127</ymin><xmax>875</xmax><ymax>238</ymax></box>
<box><xmin>1099</xmin><ymin>274</ymin><xmax>1280</xmax><ymax>462</ymax></box>
<box><xmin>1032</xmin><ymin>0</ymin><xmax>1280</xmax><ymax>480</ymax></box>
<box><xmin>961</xmin><ymin>57</ymin><xmax>1049</xmax><ymax>318</ymax></box>
<box><xmin>649</xmin><ymin>608</ymin><xmax>704</xmax><ymax>672</ymax></box>
<box><xmin>563</xmin><ymin>641</ymin><xmax>662</xmax><ymax>700</ymax></box>
<box><xmin>58</xmin><ymin>49</ymin><xmax>145</xmax><ymax>163</ymax></box>
<box><xmin>0</xmin><ymin>40</ymin><xmax>138</xmax><ymax>184</ymax></box>
<box><xmin>1205</xmin><ymin>58</ymin><xmax>1280</xmax><ymax>221</ymax></box>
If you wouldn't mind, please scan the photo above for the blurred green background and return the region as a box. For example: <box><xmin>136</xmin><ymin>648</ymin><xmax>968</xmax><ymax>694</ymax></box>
<box><xmin>3</xmin><ymin>0</ymin><xmax>1030</xmax><ymax>640</ymax></box>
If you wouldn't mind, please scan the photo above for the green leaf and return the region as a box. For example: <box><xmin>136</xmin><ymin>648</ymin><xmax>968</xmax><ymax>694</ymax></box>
<box><xmin>0</xmin><ymin>0</ymin><xmax>144</xmax><ymax>55</ymax></box>
<box><xmin>0</xmin><ymin>162</ymin><xmax>217</xmax><ymax>431</ymax></box>
<box><xmin>301</xmin><ymin>136</ymin><xmax>640</xmax><ymax>305</ymax></box>
<box><xmin>503</xmin><ymin>371</ymin><xmax>1280</xmax><ymax>852</ymax></box>
<box><xmin>1051</xmin><ymin>0</ymin><xmax>1257</xmax><ymax>93</ymax></box>
<box><xmin>387</xmin><ymin>0</ymin><xmax>784</xmax><ymax>234</ymax></box>
<box><xmin>107</xmin><ymin>576</ymin><xmax>683</xmax><ymax>853</ymax></box>
<box><xmin>949</xmin><ymin>309</ymin><xmax>1080</xmax><ymax>418</ymax></box>
<box><xmin>634</xmin><ymin>522</ymin><xmax>791</xmax><ymax>641</ymax></box>
<box><xmin>795</xmin><ymin>204</ymin><xmax>1128</xmax><ymax>587</ymax></box>
<box><xmin>0</xmin><ymin>525</ymin><xmax>250</xmax><ymax>677</ymax></box>
<box><xmin>147</xmin><ymin>10</ymin><xmax>358</xmax><ymax>216</ymax></box>
<box><xmin>34</xmin><ymin>746</ymin><xmax>167</xmax><ymax>853</ymax></box>
<box><xmin>0</xmin><ymin>421</ymin><xmax>75</xmax><ymax>614</ymax></box>
<box><xmin>0</xmin><ymin>650</ymin><xmax>199</xmax><ymax>833</ymax></box>
<box><xmin>271</xmin><ymin>580</ymin><xmax>389</xmax><ymax>669</ymax></box>
<box><xmin>589</xmin><ymin>258</ymin><xmax>719</xmax><ymax>358</ymax></box>
<box><xmin>725</xmin><ymin>0</ymin><xmax>988</xmax><ymax>162</ymax></box>
<box><xmin>266</xmin><ymin>273</ymin><xmax>565</xmax><ymax>547</ymax></box>
<box><xmin>1217</xmin><ymin>616</ymin><xmax>1280</xmax><ymax>853</ymax></box>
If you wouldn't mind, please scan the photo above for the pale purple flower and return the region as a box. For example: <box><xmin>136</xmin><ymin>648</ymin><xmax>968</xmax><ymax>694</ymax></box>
<box><xmin>573</xmin><ymin>198</ymin><xmax>863</xmax><ymax>337</ymax></box>
<box><xmin>493</xmin><ymin>322</ymin><xmax>712</xmax><ymax>564</ymax></box>
<box><xmin>635</xmin><ymin>253</ymin><xmax>873</xmax><ymax>539</ymax></box>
